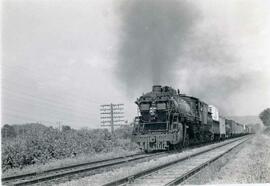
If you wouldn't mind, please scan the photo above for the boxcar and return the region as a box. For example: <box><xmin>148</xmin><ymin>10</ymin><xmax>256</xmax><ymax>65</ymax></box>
<box><xmin>231</xmin><ymin>120</ymin><xmax>238</xmax><ymax>136</ymax></box>
<box><xmin>234</xmin><ymin>123</ymin><xmax>244</xmax><ymax>135</ymax></box>
<box><xmin>219</xmin><ymin>116</ymin><xmax>226</xmax><ymax>139</ymax></box>
<box><xmin>211</xmin><ymin>116</ymin><xmax>226</xmax><ymax>140</ymax></box>
<box><xmin>225</xmin><ymin>119</ymin><xmax>233</xmax><ymax>137</ymax></box>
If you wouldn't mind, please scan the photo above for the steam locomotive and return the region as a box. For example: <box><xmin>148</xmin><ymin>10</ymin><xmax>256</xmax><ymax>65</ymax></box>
<box><xmin>132</xmin><ymin>85</ymin><xmax>250</xmax><ymax>152</ymax></box>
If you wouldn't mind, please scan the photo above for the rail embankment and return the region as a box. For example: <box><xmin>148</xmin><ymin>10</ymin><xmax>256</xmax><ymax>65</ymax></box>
<box><xmin>183</xmin><ymin>131</ymin><xmax>270</xmax><ymax>184</ymax></box>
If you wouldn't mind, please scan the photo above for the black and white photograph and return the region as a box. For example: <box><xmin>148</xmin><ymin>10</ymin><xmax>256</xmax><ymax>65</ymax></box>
<box><xmin>1</xmin><ymin>0</ymin><xmax>270</xmax><ymax>185</ymax></box>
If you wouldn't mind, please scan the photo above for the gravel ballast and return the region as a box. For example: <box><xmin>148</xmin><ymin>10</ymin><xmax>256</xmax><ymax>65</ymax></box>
<box><xmin>210</xmin><ymin>133</ymin><xmax>270</xmax><ymax>184</ymax></box>
<box><xmin>56</xmin><ymin>137</ymin><xmax>247</xmax><ymax>186</ymax></box>
<box><xmin>183</xmin><ymin>133</ymin><xmax>270</xmax><ymax>184</ymax></box>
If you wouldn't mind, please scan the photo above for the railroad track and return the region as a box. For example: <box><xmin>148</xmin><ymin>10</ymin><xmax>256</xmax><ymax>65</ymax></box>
<box><xmin>2</xmin><ymin>152</ymin><xmax>166</xmax><ymax>186</ymax></box>
<box><xmin>1</xmin><ymin>140</ymin><xmax>217</xmax><ymax>186</ymax></box>
<box><xmin>2</xmin><ymin>136</ymin><xmax>249</xmax><ymax>186</ymax></box>
<box><xmin>103</xmin><ymin>136</ymin><xmax>250</xmax><ymax>186</ymax></box>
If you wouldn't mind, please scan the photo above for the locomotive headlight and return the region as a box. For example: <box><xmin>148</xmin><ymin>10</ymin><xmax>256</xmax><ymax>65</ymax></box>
<box><xmin>149</xmin><ymin>106</ymin><xmax>157</xmax><ymax>116</ymax></box>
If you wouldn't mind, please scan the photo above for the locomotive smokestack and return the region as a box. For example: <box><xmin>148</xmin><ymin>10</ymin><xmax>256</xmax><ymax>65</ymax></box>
<box><xmin>152</xmin><ymin>85</ymin><xmax>162</xmax><ymax>93</ymax></box>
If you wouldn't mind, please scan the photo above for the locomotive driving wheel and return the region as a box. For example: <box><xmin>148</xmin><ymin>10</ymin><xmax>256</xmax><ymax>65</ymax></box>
<box><xmin>183</xmin><ymin>133</ymin><xmax>190</xmax><ymax>147</ymax></box>
<box><xmin>176</xmin><ymin>142</ymin><xmax>183</xmax><ymax>151</ymax></box>
<box><xmin>210</xmin><ymin>134</ymin><xmax>214</xmax><ymax>141</ymax></box>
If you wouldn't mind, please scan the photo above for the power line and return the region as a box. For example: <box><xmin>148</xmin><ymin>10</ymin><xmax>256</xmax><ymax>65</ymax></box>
<box><xmin>3</xmin><ymin>110</ymin><xmax>97</xmax><ymax>127</ymax></box>
<box><xmin>3</xmin><ymin>89</ymin><xmax>98</xmax><ymax>116</ymax></box>
<box><xmin>3</xmin><ymin>111</ymin><xmax>56</xmax><ymax>125</ymax></box>
<box><xmin>3</xmin><ymin>104</ymin><xmax>97</xmax><ymax>124</ymax></box>
<box><xmin>2</xmin><ymin>79</ymin><xmax>101</xmax><ymax>105</ymax></box>
<box><xmin>2</xmin><ymin>63</ymin><xmax>123</xmax><ymax>104</ymax></box>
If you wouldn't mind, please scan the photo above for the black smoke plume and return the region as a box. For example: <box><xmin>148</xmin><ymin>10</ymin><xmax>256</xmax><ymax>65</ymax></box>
<box><xmin>116</xmin><ymin>0</ymin><xmax>198</xmax><ymax>94</ymax></box>
<box><xmin>116</xmin><ymin>0</ymin><xmax>258</xmax><ymax>115</ymax></box>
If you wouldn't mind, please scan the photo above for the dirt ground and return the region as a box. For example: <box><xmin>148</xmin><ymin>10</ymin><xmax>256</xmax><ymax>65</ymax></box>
<box><xmin>183</xmin><ymin>131</ymin><xmax>270</xmax><ymax>184</ymax></box>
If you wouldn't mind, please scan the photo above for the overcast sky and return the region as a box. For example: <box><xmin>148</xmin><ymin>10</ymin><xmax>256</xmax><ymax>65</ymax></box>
<box><xmin>2</xmin><ymin>0</ymin><xmax>270</xmax><ymax>129</ymax></box>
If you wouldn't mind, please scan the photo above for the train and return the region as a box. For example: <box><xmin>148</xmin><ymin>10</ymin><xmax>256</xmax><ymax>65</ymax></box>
<box><xmin>132</xmin><ymin>85</ymin><xmax>250</xmax><ymax>152</ymax></box>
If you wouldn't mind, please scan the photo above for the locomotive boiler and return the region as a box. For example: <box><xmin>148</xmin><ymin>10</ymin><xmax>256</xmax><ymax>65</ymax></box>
<box><xmin>132</xmin><ymin>85</ymin><xmax>214</xmax><ymax>152</ymax></box>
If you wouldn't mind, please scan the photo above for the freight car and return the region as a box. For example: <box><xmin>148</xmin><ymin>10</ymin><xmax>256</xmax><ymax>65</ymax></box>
<box><xmin>244</xmin><ymin>125</ymin><xmax>250</xmax><ymax>134</ymax></box>
<box><xmin>225</xmin><ymin>119</ymin><xmax>234</xmax><ymax>138</ymax></box>
<box><xmin>132</xmin><ymin>85</ymin><xmax>249</xmax><ymax>152</ymax></box>
<box><xmin>211</xmin><ymin>115</ymin><xmax>226</xmax><ymax>140</ymax></box>
<box><xmin>225</xmin><ymin>119</ymin><xmax>246</xmax><ymax>137</ymax></box>
<box><xmin>208</xmin><ymin>105</ymin><xmax>227</xmax><ymax>141</ymax></box>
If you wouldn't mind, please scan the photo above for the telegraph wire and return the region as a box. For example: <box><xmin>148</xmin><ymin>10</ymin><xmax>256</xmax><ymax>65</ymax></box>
<box><xmin>4</xmin><ymin>109</ymin><xmax>97</xmax><ymax>127</ymax></box>
<box><xmin>3</xmin><ymin>89</ymin><xmax>98</xmax><ymax>116</ymax></box>
<box><xmin>3</xmin><ymin>99</ymin><xmax>98</xmax><ymax>122</ymax></box>
<box><xmin>2</xmin><ymin>78</ymin><xmax>101</xmax><ymax>105</ymax></box>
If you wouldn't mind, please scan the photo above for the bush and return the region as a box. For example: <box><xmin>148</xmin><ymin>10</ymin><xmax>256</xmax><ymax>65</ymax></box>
<box><xmin>1</xmin><ymin>124</ymin><xmax>138</xmax><ymax>171</ymax></box>
<box><xmin>259</xmin><ymin>108</ymin><xmax>270</xmax><ymax>126</ymax></box>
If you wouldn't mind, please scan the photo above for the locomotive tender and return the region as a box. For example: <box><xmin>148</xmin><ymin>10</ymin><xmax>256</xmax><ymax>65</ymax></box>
<box><xmin>132</xmin><ymin>85</ymin><xmax>249</xmax><ymax>152</ymax></box>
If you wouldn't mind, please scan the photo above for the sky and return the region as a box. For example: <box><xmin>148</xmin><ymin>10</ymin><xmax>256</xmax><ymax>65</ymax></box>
<box><xmin>2</xmin><ymin>0</ymin><xmax>270</xmax><ymax>129</ymax></box>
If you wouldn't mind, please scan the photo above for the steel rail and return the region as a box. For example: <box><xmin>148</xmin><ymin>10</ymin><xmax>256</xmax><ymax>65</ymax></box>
<box><xmin>2</xmin><ymin>152</ymin><xmax>145</xmax><ymax>182</ymax></box>
<box><xmin>3</xmin><ymin>152</ymin><xmax>165</xmax><ymax>186</ymax></box>
<box><xmin>3</xmin><ymin>136</ymin><xmax>250</xmax><ymax>186</ymax></box>
<box><xmin>103</xmin><ymin>136</ymin><xmax>249</xmax><ymax>186</ymax></box>
<box><xmin>165</xmin><ymin>138</ymin><xmax>248</xmax><ymax>186</ymax></box>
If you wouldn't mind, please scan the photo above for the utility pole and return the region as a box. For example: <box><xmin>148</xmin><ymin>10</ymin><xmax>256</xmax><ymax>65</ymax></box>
<box><xmin>56</xmin><ymin>121</ymin><xmax>62</xmax><ymax>131</ymax></box>
<box><xmin>100</xmin><ymin>103</ymin><xmax>126</xmax><ymax>135</ymax></box>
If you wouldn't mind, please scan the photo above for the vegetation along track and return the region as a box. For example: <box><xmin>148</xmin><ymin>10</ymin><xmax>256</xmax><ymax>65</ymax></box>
<box><xmin>103</xmin><ymin>136</ymin><xmax>250</xmax><ymax>186</ymax></box>
<box><xmin>2</xmin><ymin>152</ymin><xmax>167</xmax><ymax>186</ymax></box>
